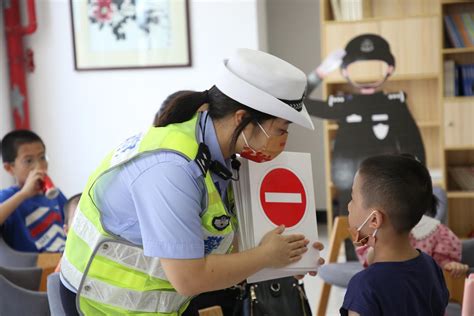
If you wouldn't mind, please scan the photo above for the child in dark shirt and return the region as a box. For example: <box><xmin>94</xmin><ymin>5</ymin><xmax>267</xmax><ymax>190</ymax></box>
<box><xmin>341</xmin><ymin>154</ymin><xmax>449</xmax><ymax>316</ymax></box>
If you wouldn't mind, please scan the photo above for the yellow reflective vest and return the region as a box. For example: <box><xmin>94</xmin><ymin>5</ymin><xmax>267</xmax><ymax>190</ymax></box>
<box><xmin>61</xmin><ymin>114</ymin><xmax>236</xmax><ymax>315</ymax></box>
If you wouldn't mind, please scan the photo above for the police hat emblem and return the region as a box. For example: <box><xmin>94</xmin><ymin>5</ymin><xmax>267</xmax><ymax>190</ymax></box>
<box><xmin>360</xmin><ymin>39</ymin><xmax>374</xmax><ymax>53</ymax></box>
<box><xmin>212</xmin><ymin>215</ymin><xmax>231</xmax><ymax>231</ymax></box>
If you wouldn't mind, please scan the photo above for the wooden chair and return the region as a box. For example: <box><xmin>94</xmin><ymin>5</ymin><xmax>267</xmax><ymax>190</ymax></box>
<box><xmin>37</xmin><ymin>252</ymin><xmax>62</xmax><ymax>291</ymax></box>
<box><xmin>316</xmin><ymin>216</ymin><xmax>353</xmax><ymax>316</ymax></box>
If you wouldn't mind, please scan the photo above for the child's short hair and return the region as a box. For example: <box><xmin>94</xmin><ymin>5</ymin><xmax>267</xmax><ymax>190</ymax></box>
<box><xmin>64</xmin><ymin>193</ymin><xmax>81</xmax><ymax>225</ymax></box>
<box><xmin>1</xmin><ymin>130</ymin><xmax>45</xmax><ymax>163</ymax></box>
<box><xmin>358</xmin><ymin>154</ymin><xmax>436</xmax><ymax>233</ymax></box>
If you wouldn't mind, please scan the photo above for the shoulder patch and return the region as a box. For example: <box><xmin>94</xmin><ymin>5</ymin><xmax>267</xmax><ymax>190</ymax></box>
<box><xmin>212</xmin><ymin>215</ymin><xmax>231</xmax><ymax>231</ymax></box>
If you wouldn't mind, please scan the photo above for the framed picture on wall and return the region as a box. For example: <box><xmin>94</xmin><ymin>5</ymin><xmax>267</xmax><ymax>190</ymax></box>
<box><xmin>70</xmin><ymin>0</ymin><xmax>192</xmax><ymax>70</ymax></box>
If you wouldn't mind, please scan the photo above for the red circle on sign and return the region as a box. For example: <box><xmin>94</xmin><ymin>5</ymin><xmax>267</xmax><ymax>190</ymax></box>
<box><xmin>259</xmin><ymin>168</ymin><xmax>306</xmax><ymax>228</ymax></box>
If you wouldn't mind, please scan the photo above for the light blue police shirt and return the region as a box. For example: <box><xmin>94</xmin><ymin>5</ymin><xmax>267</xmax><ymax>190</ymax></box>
<box><xmin>96</xmin><ymin>112</ymin><xmax>232</xmax><ymax>259</ymax></box>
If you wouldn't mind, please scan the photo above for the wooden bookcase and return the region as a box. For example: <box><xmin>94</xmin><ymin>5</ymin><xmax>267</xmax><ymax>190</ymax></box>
<box><xmin>440</xmin><ymin>0</ymin><xmax>474</xmax><ymax>239</ymax></box>
<box><xmin>319</xmin><ymin>0</ymin><xmax>473</xmax><ymax>239</ymax></box>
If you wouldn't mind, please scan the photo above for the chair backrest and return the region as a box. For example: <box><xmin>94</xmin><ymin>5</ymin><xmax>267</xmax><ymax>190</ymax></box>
<box><xmin>0</xmin><ymin>275</ymin><xmax>50</xmax><ymax>316</ymax></box>
<box><xmin>328</xmin><ymin>216</ymin><xmax>351</xmax><ymax>263</ymax></box>
<box><xmin>0</xmin><ymin>236</ymin><xmax>38</xmax><ymax>267</ymax></box>
<box><xmin>47</xmin><ymin>272</ymin><xmax>67</xmax><ymax>316</ymax></box>
<box><xmin>0</xmin><ymin>265</ymin><xmax>42</xmax><ymax>291</ymax></box>
<box><xmin>461</xmin><ymin>239</ymin><xmax>474</xmax><ymax>270</ymax></box>
<box><xmin>433</xmin><ymin>186</ymin><xmax>448</xmax><ymax>225</ymax></box>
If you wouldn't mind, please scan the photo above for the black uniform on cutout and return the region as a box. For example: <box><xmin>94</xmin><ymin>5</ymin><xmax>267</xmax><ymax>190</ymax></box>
<box><xmin>306</xmin><ymin>33</ymin><xmax>426</xmax><ymax>221</ymax></box>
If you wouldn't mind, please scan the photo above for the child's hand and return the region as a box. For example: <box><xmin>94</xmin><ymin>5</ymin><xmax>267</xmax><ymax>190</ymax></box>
<box><xmin>21</xmin><ymin>169</ymin><xmax>45</xmax><ymax>198</ymax></box>
<box><xmin>443</xmin><ymin>261</ymin><xmax>469</xmax><ymax>278</ymax></box>
<box><xmin>294</xmin><ymin>241</ymin><xmax>325</xmax><ymax>279</ymax></box>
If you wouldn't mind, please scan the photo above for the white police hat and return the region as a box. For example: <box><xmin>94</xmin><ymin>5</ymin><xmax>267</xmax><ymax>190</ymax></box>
<box><xmin>215</xmin><ymin>48</ymin><xmax>314</xmax><ymax>130</ymax></box>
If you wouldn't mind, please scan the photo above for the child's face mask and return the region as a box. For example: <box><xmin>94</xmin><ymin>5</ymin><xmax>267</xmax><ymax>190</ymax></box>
<box><xmin>240</xmin><ymin>122</ymin><xmax>288</xmax><ymax>163</ymax></box>
<box><xmin>348</xmin><ymin>210</ymin><xmax>378</xmax><ymax>247</ymax></box>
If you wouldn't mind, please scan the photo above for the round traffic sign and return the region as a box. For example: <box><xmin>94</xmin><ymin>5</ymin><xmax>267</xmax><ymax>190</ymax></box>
<box><xmin>259</xmin><ymin>168</ymin><xmax>306</xmax><ymax>228</ymax></box>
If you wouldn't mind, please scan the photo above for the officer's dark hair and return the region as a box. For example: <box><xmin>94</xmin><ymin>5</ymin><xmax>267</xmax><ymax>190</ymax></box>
<box><xmin>64</xmin><ymin>193</ymin><xmax>82</xmax><ymax>225</ymax></box>
<box><xmin>357</xmin><ymin>154</ymin><xmax>437</xmax><ymax>233</ymax></box>
<box><xmin>153</xmin><ymin>90</ymin><xmax>195</xmax><ymax>126</ymax></box>
<box><xmin>156</xmin><ymin>86</ymin><xmax>274</xmax><ymax>152</ymax></box>
<box><xmin>1</xmin><ymin>130</ymin><xmax>45</xmax><ymax>163</ymax></box>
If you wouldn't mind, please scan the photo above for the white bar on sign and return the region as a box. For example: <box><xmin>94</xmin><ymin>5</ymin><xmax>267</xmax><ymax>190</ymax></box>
<box><xmin>265</xmin><ymin>192</ymin><xmax>302</xmax><ymax>203</ymax></box>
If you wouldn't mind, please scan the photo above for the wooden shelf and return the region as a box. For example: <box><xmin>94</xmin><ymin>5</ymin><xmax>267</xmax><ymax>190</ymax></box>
<box><xmin>327</xmin><ymin>121</ymin><xmax>440</xmax><ymax>131</ymax></box>
<box><xmin>445</xmin><ymin>146</ymin><xmax>474</xmax><ymax>151</ymax></box>
<box><xmin>325</xmin><ymin>73</ymin><xmax>438</xmax><ymax>85</ymax></box>
<box><xmin>323</xmin><ymin>14</ymin><xmax>438</xmax><ymax>25</ymax></box>
<box><xmin>442</xmin><ymin>0</ymin><xmax>474</xmax><ymax>4</ymax></box>
<box><xmin>442</xmin><ymin>47</ymin><xmax>474</xmax><ymax>54</ymax></box>
<box><xmin>320</xmin><ymin>0</ymin><xmax>469</xmax><ymax>236</ymax></box>
<box><xmin>444</xmin><ymin>96</ymin><xmax>474</xmax><ymax>103</ymax></box>
<box><xmin>447</xmin><ymin>191</ymin><xmax>474</xmax><ymax>198</ymax></box>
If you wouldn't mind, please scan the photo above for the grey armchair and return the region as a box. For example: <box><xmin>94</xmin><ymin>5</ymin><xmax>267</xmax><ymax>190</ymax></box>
<box><xmin>0</xmin><ymin>275</ymin><xmax>50</xmax><ymax>316</ymax></box>
<box><xmin>0</xmin><ymin>236</ymin><xmax>38</xmax><ymax>267</ymax></box>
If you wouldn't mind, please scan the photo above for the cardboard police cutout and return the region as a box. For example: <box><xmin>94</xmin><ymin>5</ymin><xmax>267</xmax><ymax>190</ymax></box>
<box><xmin>306</xmin><ymin>34</ymin><xmax>425</xmax><ymax>218</ymax></box>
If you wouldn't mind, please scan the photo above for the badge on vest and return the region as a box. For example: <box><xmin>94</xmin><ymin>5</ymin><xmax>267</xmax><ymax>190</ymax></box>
<box><xmin>212</xmin><ymin>215</ymin><xmax>231</xmax><ymax>231</ymax></box>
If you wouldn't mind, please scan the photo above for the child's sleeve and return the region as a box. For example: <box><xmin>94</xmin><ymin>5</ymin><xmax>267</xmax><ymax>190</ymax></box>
<box><xmin>432</xmin><ymin>224</ymin><xmax>462</xmax><ymax>267</ymax></box>
<box><xmin>340</xmin><ymin>274</ymin><xmax>380</xmax><ymax>315</ymax></box>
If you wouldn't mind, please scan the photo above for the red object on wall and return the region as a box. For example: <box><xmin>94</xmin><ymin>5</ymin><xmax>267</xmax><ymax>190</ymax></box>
<box><xmin>3</xmin><ymin>0</ymin><xmax>37</xmax><ymax>130</ymax></box>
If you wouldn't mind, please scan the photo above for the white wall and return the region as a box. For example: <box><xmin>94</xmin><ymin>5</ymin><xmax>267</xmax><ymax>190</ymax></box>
<box><xmin>0</xmin><ymin>5</ymin><xmax>14</xmax><ymax>187</ymax></box>
<box><xmin>266</xmin><ymin>0</ymin><xmax>326</xmax><ymax>209</ymax></box>
<box><xmin>11</xmin><ymin>0</ymin><xmax>265</xmax><ymax>196</ymax></box>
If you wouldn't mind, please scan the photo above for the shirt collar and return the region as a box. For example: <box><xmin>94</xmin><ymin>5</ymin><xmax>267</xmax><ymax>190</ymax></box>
<box><xmin>198</xmin><ymin>111</ymin><xmax>229</xmax><ymax>168</ymax></box>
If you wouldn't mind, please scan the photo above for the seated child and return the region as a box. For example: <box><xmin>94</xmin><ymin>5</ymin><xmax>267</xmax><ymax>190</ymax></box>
<box><xmin>341</xmin><ymin>154</ymin><xmax>449</xmax><ymax>316</ymax></box>
<box><xmin>55</xmin><ymin>193</ymin><xmax>81</xmax><ymax>272</ymax></box>
<box><xmin>0</xmin><ymin>130</ymin><xmax>67</xmax><ymax>252</ymax></box>
<box><xmin>356</xmin><ymin>201</ymin><xmax>469</xmax><ymax>278</ymax></box>
<box><xmin>62</xmin><ymin>193</ymin><xmax>81</xmax><ymax>235</ymax></box>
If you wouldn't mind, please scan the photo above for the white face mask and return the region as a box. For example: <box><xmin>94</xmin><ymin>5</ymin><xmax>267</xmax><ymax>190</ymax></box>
<box><xmin>348</xmin><ymin>210</ymin><xmax>378</xmax><ymax>247</ymax></box>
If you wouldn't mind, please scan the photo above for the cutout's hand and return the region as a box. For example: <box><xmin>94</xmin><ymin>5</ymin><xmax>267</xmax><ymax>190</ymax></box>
<box><xmin>315</xmin><ymin>49</ymin><xmax>346</xmax><ymax>78</ymax></box>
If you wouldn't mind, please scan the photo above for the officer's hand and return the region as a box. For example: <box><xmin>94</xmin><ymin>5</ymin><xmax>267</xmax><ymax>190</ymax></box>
<box><xmin>259</xmin><ymin>225</ymin><xmax>309</xmax><ymax>268</ymax></box>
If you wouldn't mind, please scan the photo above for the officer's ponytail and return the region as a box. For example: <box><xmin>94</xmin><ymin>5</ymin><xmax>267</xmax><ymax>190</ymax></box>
<box><xmin>154</xmin><ymin>90</ymin><xmax>208</xmax><ymax>127</ymax></box>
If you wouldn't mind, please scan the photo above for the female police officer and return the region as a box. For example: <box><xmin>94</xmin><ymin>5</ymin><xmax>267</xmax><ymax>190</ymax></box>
<box><xmin>60</xmin><ymin>48</ymin><xmax>323</xmax><ymax>315</ymax></box>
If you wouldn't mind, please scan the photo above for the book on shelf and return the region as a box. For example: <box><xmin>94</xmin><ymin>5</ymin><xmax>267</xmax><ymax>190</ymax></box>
<box><xmin>444</xmin><ymin>14</ymin><xmax>474</xmax><ymax>48</ymax></box>
<box><xmin>444</xmin><ymin>60</ymin><xmax>474</xmax><ymax>97</ymax></box>
<box><xmin>332</xmin><ymin>0</ymin><xmax>371</xmax><ymax>21</ymax></box>
<box><xmin>460</xmin><ymin>64</ymin><xmax>474</xmax><ymax>97</ymax></box>
<box><xmin>233</xmin><ymin>152</ymin><xmax>320</xmax><ymax>283</ymax></box>
<box><xmin>448</xmin><ymin>166</ymin><xmax>474</xmax><ymax>191</ymax></box>
<box><xmin>330</xmin><ymin>0</ymin><xmax>342</xmax><ymax>21</ymax></box>
<box><xmin>444</xmin><ymin>60</ymin><xmax>456</xmax><ymax>97</ymax></box>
